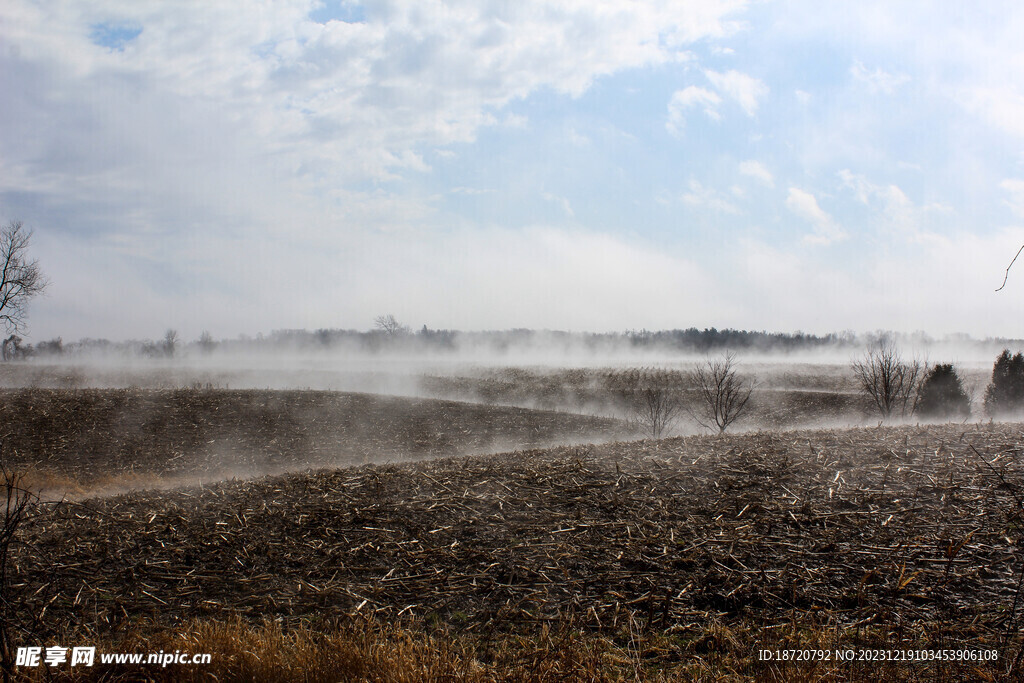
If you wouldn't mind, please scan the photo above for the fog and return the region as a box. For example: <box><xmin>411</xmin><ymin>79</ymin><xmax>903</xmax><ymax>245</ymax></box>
<box><xmin>4</xmin><ymin>327</ymin><xmax>1016</xmax><ymax>426</ymax></box>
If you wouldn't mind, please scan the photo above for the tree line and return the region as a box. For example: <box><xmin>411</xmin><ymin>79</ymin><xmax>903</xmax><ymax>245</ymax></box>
<box><xmin>24</xmin><ymin>323</ymin><xmax>1024</xmax><ymax>361</ymax></box>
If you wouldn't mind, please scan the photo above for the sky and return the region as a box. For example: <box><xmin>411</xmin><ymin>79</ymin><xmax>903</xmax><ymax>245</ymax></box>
<box><xmin>3</xmin><ymin>1</ymin><xmax>1024</xmax><ymax>342</ymax></box>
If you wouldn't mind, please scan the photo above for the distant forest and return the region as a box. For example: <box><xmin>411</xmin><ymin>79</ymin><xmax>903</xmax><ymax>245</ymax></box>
<box><xmin>18</xmin><ymin>326</ymin><xmax>1023</xmax><ymax>359</ymax></box>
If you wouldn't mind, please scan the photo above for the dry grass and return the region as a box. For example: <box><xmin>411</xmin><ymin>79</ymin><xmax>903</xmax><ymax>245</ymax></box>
<box><xmin>16</xmin><ymin>617</ymin><xmax>618</xmax><ymax>682</ymax></box>
<box><xmin>54</xmin><ymin>617</ymin><xmax>632</xmax><ymax>682</ymax></box>
<box><xmin>14</xmin><ymin>614</ymin><xmax>1013</xmax><ymax>681</ymax></box>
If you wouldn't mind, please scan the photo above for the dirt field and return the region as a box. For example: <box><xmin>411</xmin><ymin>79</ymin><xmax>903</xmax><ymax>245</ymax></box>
<box><xmin>0</xmin><ymin>387</ymin><xmax>632</xmax><ymax>497</ymax></box>
<box><xmin>3</xmin><ymin>361</ymin><xmax>1021</xmax><ymax>680</ymax></box>
<box><xmin>9</xmin><ymin>417</ymin><xmax>1024</xmax><ymax>679</ymax></box>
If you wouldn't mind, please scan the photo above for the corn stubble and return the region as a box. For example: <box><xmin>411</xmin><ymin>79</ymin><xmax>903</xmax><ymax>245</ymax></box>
<box><xmin>6</xmin><ymin>409</ymin><xmax>1024</xmax><ymax>680</ymax></box>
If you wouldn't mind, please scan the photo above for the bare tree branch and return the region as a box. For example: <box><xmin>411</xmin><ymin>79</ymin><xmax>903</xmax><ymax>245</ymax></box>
<box><xmin>997</xmin><ymin>243</ymin><xmax>1024</xmax><ymax>292</ymax></box>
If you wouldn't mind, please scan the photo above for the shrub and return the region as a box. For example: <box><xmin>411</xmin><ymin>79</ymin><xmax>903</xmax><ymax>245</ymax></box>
<box><xmin>915</xmin><ymin>364</ymin><xmax>970</xmax><ymax>420</ymax></box>
<box><xmin>34</xmin><ymin>337</ymin><xmax>62</xmax><ymax>356</ymax></box>
<box><xmin>984</xmin><ymin>349</ymin><xmax>1024</xmax><ymax>417</ymax></box>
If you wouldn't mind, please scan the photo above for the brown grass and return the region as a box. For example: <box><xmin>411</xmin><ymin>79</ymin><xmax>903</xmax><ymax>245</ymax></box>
<box><xmin>15</xmin><ymin>614</ymin><xmax>1013</xmax><ymax>681</ymax></box>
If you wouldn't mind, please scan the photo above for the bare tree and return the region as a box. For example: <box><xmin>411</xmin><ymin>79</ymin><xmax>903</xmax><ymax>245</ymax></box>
<box><xmin>631</xmin><ymin>385</ymin><xmax>681</xmax><ymax>439</ymax></box>
<box><xmin>0</xmin><ymin>221</ymin><xmax>46</xmax><ymax>336</ymax></box>
<box><xmin>688</xmin><ymin>352</ymin><xmax>755</xmax><ymax>433</ymax></box>
<box><xmin>197</xmin><ymin>330</ymin><xmax>216</xmax><ymax>353</ymax></box>
<box><xmin>851</xmin><ymin>339</ymin><xmax>924</xmax><ymax>419</ymax></box>
<box><xmin>374</xmin><ymin>314</ymin><xmax>409</xmax><ymax>337</ymax></box>
<box><xmin>163</xmin><ymin>329</ymin><xmax>178</xmax><ymax>357</ymax></box>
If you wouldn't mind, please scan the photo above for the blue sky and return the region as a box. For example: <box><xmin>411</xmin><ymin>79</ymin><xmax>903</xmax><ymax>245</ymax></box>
<box><xmin>2</xmin><ymin>1</ymin><xmax>1024</xmax><ymax>341</ymax></box>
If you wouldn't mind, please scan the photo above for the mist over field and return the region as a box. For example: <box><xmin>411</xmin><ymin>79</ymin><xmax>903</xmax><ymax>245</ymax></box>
<box><xmin>6</xmin><ymin>325</ymin><xmax>1016</xmax><ymax>398</ymax></box>
<box><xmin>0</xmin><ymin>325</ymin><xmax>1013</xmax><ymax>461</ymax></box>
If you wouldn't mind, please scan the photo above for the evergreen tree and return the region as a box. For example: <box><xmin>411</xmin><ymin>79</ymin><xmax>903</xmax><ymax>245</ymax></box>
<box><xmin>916</xmin><ymin>364</ymin><xmax>970</xmax><ymax>419</ymax></box>
<box><xmin>984</xmin><ymin>349</ymin><xmax>1024</xmax><ymax>416</ymax></box>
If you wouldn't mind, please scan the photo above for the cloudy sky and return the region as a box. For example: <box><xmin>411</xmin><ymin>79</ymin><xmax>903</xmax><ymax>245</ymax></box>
<box><xmin>3</xmin><ymin>1</ymin><xmax>1024</xmax><ymax>342</ymax></box>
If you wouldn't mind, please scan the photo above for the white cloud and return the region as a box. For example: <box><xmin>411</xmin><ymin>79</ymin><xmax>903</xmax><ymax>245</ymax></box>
<box><xmin>960</xmin><ymin>85</ymin><xmax>1024</xmax><ymax>140</ymax></box>
<box><xmin>704</xmin><ymin>69</ymin><xmax>768</xmax><ymax>115</ymax></box>
<box><xmin>0</xmin><ymin>0</ymin><xmax>750</xmax><ymax>193</ymax></box>
<box><xmin>502</xmin><ymin>114</ymin><xmax>529</xmax><ymax>129</ymax></box>
<box><xmin>0</xmin><ymin>0</ymin><xmax>754</xmax><ymax>338</ymax></box>
<box><xmin>666</xmin><ymin>86</ymin><xmax>722</xmax><ymax>136</ymax></box>
<box><xmin>738</xmin><ymin>160</ymin><xmax>774</xmax><ymax>186</ymax></box>
<box><xmin>838</xmin><ymin>170</ymin><xmax>952</xmax><ymax>241</ymax></box>
<box><xmin>567</xmin><ymin>126</ymin><xmax>591</xmax><ymax>147</ymax></box>
<box><xmin>781</xmin><ymin>3</ymin><xmax>1024</xmax><ymax>147</ymax></box>
<box><xmin>837</xmin><ymin>169</ymin><xmax>875</xmax><ymax>204</ymax></box>
<box><xmin>542</xmin><ymin>192</ymin><xmax>575</xmax><ymax>218</ymax></box>
<box><xmin>785</xmin><ymin>187</ymin><xmax>846</xmax><ymax>245</ymax></box>
<box><xmin>850</xmin><ymin>60</ymin><xmax>910</xmax><ymax>95</ymax></box>
<box><xmin>681</xmin><ymin>179</ymin><xmax>741</xmax><ymax>214</ymax></box>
